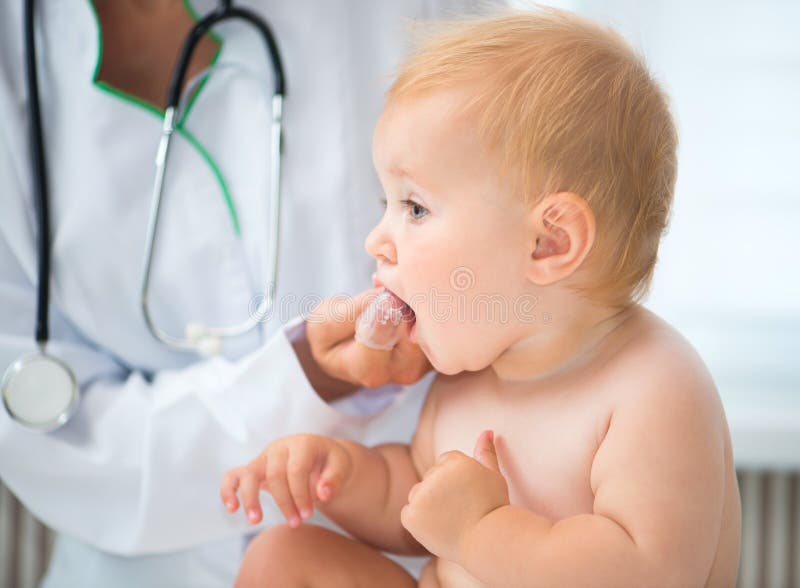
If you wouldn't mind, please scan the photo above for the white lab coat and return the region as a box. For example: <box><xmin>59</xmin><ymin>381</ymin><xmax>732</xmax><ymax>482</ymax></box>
<box><xmin>0</xmin><ymin>0</ymin><xmax>495</xmax><ymax>586</ymax></box>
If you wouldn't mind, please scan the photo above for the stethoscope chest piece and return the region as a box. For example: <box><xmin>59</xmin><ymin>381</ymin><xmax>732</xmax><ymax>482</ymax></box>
<box><xmin>2</xmin><ymin>351</ymin><xmax>79</xmax><ymax>432</ymax></box>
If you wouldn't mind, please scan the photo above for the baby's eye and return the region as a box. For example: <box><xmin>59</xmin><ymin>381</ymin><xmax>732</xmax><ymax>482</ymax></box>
<box><xmin>401</xmin><ymin>199</ymin><xmax>429</xmax><ymax>221</ymax></box>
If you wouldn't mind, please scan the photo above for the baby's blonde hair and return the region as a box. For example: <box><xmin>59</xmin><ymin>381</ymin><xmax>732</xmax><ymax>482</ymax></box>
<box><xmin>388</xmin><ymin>8</ymin><xmax>678</xmax><ymax>306</ymax></box>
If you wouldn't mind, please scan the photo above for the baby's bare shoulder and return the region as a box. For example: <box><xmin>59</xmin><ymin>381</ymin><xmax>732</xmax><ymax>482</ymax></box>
<box><xmin>589</xmin><ymin>309</ymin><xmax>732</xmax><ymax>584</ymax></box>
<box><xmin>591</xmin><ymin>307</ymin><xmax>729</xmax><ymax>462</ymax></box>
<box><xmin>607</xmin><ymin>307</ymin><xmax>721</xmax><ymax>411</ymax></box>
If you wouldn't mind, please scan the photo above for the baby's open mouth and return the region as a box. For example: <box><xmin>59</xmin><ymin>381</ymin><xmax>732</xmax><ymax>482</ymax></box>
<box><xmin>381</xmin><ymin>288</ymin><xmax>418</xmax><ymax>343</ymax></box>
<box><xmin>381</xmin><ymin>288</ymin><xmax>416</xmax><ymax>324</ymax></box>
<box><xmin>354</xmin><ymin>286</ymin><xmax>419</xmax><ymax>350</ymax></box>
<box><xmin>371</xmin><ymin>276</ymin><xmax>419</xmax><ymax>344</ymax></box>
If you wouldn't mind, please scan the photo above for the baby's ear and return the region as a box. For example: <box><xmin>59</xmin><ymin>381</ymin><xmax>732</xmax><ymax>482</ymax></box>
<box><xmin>525</xmin><ymin>192</ymin><xmax>595</xmax><ymax>286</ymax></box>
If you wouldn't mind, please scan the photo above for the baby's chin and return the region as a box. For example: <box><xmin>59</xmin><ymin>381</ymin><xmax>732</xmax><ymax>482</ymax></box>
<box><xmin>416</xmin><ymin>334</ymin><xmax>454</xmax><ymax>375</ymax></box>
<box><xmin>430</xmin><ymin>354</ymin><xmax>492</xmax><ymax>376</ymax></box>
<box><xmin>419</xmin><ymin>332</ymin><xmax>493</xmax><ymax>375</ymax></box>
<box><xmin>429</xmin><ymin>355</ymin><xmax>462</xmax><ymax>376</ymax></box>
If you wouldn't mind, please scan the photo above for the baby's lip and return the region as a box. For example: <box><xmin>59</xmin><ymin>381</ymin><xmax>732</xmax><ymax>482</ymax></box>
<box><xmin>387</xmin><ymin>290</ymin><xmax>416</xmax><ymax>323</ymax></box>
<box><xmin>371</xmin><ymin>274</ymin><xmax>399</xmax><ymax>300</ymax></box>
<box><xmin>380</xmin><ymin>287</ymin><xmax>409</xmax><ymax>311</ymax></box>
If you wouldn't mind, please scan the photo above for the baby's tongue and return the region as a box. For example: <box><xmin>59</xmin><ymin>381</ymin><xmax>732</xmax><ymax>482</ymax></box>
<box><xmin>384</xmin><ymin>289</ymin><xmax>417</xmax><ymax>323</ymax></box>
<box><xmin>383</xmin><ymin>289</ymin><xmax>407</xmax><ymax>311</ymax></box>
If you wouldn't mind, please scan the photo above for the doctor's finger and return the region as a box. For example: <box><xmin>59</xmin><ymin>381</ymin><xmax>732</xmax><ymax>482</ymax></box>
<box><xmin>308</xmin><ymin>288</ymin><xmax>383</xmax><ymax>349</ymax></box>
<box><xmin>390</xmin><ymin>338</ymin><xmax>432</xmax><ymax>386</ymax></box>
<box><xmin>340</xmin><ymin>343</ymin><xmax>396</xmax><ymax>388</ymax></box>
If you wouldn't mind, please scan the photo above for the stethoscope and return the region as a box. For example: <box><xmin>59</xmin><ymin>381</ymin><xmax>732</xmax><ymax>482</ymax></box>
<box><xmin>1</xmin><ymin>0</ymin><xmax>286</xmax><ymax>432</ymax></box>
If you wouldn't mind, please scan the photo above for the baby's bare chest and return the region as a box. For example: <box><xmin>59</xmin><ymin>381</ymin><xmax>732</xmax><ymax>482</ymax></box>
<box><xmin>431</xmin><ymin>377</ymin><xmax>612</xmax><ymax>520</ymax></box>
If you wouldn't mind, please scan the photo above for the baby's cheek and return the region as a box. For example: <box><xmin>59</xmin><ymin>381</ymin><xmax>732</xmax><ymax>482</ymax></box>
<box><xmin>455</xmin><ymin>319</ymin><xmax>511</xmax><ymax>372</ymax></box>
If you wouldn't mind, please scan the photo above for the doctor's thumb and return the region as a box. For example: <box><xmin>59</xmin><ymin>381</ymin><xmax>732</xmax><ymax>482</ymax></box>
<box><xmin>473</xmin><ymin>430</ymin><xmax>501</xmax><ymax>473</ymax></box>
<box><xmin>307</xmin><ymin>288</ymin><xmax>383</xmax><ymax>346</ymax></box>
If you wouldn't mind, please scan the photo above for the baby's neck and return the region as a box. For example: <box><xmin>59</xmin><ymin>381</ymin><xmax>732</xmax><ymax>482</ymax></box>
<box><xmin>490</xmin><ymin>293</ymin><xmax>634</xmax><ymax>382</ymax></box>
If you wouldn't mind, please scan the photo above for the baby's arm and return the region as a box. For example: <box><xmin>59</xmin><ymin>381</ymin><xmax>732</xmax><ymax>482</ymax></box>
<box><xmin>221</xmin><ymin>381</ymin><xmax>440</xmax><ymax>556</ymax></box>
<box><xmin>321</xmin><ymin>440</ymin><xmax>423</xmax><ymax>555</ymax></box>
<box><xmin>324</xmin><ymin>383</ymin><xmax>439</xmax><ymax>554</ymax></box>
<box><xmin>419</xmin><ymin>358</ymin><xmax>727</xmax><ymax>587</ymax></box>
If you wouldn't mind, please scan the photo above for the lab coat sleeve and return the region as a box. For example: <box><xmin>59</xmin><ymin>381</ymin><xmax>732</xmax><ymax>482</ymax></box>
<box><xmin>0</xmin><ymin>134</ymin><xmax>388</xmax><ymax>554</ymax></box>
<box><xmin>0</xmin><ymin>231</ymin><xmax>385</xmax><ymax>555</ymax></box>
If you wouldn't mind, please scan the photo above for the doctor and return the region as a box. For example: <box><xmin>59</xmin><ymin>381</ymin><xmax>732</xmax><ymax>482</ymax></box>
<box><xmin>0</xmin><ymin>1</ymin><xmax>490</xmax><ymax>586</ymax></box>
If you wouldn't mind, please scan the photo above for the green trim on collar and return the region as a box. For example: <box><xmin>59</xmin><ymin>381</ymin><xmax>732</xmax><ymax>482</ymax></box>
<box><xmin>86</xmin><ymin>0</ymin><xmax>240</xmax><ymax>235</ymax></box>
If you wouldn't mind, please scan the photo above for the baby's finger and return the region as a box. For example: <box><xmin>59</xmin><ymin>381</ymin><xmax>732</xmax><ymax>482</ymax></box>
<box><xmin>220</xmin><ymin>467</ymin><xmax>243</xmax><ymax>512</ymax></box>
<box><xmin>315</xmin><ymin>444</ymin><xmax>349</xmax><ymax>502</ymax></box>
<box><xmin>286</xmin><ymin>455</ymin><xmax>314</xmax><ymax>521</ymax></box>
<box><xmin>266</xmin><ymin>451</ymin><xmax>302</xmax><ymax>527</ymax></box>
<box><xmin>239</xmin><ymin>471</ymin><xmax>263</xmax><ymax>524</ymax></box>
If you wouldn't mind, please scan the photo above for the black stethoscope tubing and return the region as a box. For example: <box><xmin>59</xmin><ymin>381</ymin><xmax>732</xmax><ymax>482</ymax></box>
<box><xmin>168</xmin><ymin>1</ymin><xmax>286</xmax><ymax>108</ymax></box>
<box><xmin>24</xmin><ymin>0</ymin><xmax>287</xmax><ymax>348</ymax></box>
<box><xmin>24</xmin><ymin>0</ymin><xmax>51</xmax><ymax>348</ymax></box>
<box><xmin>24</xmin><ymin>0</ymin><xmax>286</xmax><ymax>347</ymax></box>
<box><xmin>9</xmin><ymin>0</ymin><xmax>285</xmax><ymax>431</ymax></box>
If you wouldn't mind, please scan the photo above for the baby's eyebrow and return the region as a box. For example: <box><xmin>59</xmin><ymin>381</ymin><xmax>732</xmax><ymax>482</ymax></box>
<box><xmin>410</xmin><ymin>180</ymin><xmax>438</xmax><ymax>203</ymax></box>
<box><xmin>381</xmin><ymin>161</ymin><xmax>438</xmax><ymax>201</ymax></box>
<box><xmin>388</xmin><ymin>164</ymin><xmax>412</xmax><ymax>178</ymax></box>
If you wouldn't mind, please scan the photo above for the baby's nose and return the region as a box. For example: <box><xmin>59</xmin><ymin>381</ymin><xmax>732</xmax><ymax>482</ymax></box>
<box><xmin>364</xmin><ymin>223</ymin><xmax>397</xmax><ymax>265</ymax></box>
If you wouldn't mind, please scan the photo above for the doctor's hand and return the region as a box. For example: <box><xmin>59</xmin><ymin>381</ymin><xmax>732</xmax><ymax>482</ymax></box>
<box><xmin>303</xmin><ymin>286</ymin><xmax>431</xmax><ymax>394</ymax></box>
<box><xmin>220</xmin><ymin>434</ymin><xmax>353</xmax><ymax>528</ymax></box>
<box><xmin>400</xmin><ymin>430</ymin><xmax>510</xmax><ymax>562</ymax></box>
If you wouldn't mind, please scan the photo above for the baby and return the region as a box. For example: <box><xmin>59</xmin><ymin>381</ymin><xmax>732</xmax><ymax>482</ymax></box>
<box><xmin>221</xmin><ymin>8</ymin><xmax>741</xmax><ymax>587</ymax></box>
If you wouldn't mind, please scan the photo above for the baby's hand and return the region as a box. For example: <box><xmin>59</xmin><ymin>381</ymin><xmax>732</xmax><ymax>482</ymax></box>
<box><xmin>401</xmin><ymin>430</ymin><xmax>510</xmax><ymax>561</ymax></box>
<box><xmin>219</xmin><ymin>434</ymin><xmax>353</xmax><ymax>528</ymax></box>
